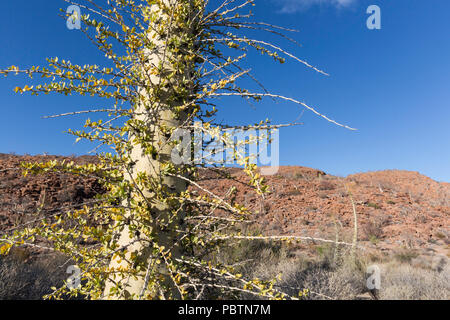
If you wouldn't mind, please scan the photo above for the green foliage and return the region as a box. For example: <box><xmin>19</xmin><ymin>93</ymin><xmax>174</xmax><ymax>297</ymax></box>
<box><xmin>366</xmin><ymin>202</ymin><xmax>381</xmax><ymax>209</ymax></box>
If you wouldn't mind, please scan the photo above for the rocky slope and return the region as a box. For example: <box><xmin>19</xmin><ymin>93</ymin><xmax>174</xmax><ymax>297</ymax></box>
<box><xmin>0</xmin><ymin>154</ymin><xmax>448</xmax><ymax>270</ymax></box>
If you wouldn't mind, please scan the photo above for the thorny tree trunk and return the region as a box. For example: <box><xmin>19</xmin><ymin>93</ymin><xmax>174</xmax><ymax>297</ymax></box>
<box><xmin>103</xmin><ymin>0</ymin><xmax>195</xmax><ymax>299</ymax></box>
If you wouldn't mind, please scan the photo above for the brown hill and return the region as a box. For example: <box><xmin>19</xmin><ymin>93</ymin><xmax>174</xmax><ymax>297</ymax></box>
<box><xmin>0</xmin><ymin>154</ymin><xmax>448</xmax><ymax>263</ymax></box>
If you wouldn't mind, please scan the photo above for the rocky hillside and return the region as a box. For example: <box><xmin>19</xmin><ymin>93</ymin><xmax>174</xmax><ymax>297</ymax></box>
<box><xmin>0</xmin><ymin>153</ymin><xmax>448</xmax><ymax>271</ymax></box>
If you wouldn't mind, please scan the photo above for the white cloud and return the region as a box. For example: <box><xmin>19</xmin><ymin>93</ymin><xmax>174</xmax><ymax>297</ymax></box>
<box><xmin>277</xmin><ymin>0</ymin><xmax>356</xmax><ymax>13</ymax></box>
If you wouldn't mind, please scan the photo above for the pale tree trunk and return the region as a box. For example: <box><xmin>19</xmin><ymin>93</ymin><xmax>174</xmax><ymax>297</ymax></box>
<box><xmin>103</xmin><ymin>0</ymin><xmax>194</xmax><ymax>299</ymax></box>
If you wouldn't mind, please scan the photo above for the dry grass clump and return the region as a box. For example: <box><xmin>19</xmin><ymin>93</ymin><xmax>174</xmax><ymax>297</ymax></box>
<box><xmin>378</xmin><ymin>262</ymin><xmax>449</xmax><ymax>300</ymax></box>
<box><xmin>247</xmin><ymin>245</ymin><xmax>368</xmax><ymax>300</ymax></box>
<box><xmin>212</xmin><ymin>232</ymin><xmax>369</xmax><ymax>300</ymax></box>
<box><xmin>216</xmin><ymin>235</ymin><xmax>449</xmax><ymax>300</ymax></box>
<box><xmin>0</xmin><ymin>248</ymin><xmax>70</xmax><ymax>300</ymax></box>
<box><xmin>394</xmin><ymin>248</ymin><xmax>419</xmax><ymax>264</ymax></box>
<box><xmin>362</xmin><ymin>216</ymin><xmax>391</xmax><ymax>242</ymax></box>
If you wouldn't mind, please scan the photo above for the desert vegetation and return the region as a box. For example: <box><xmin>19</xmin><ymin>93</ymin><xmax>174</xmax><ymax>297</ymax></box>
<box><xmin>0</xmin><ymin>0</ymin><xmax>359</xmax><ymax>300</ymax></box>
<box><xmin>0</xmin><ymin>0</ymin><xmax>448</xmax><ymax>301</ymax></box>
<box><xmin>1</xmin><ymin>226</ymin><xmax>448</xmax><ymax>300</ymax></box>
<box><xmin>1</xmin><ymin>154</ymin><xmax>448</xmax><ymax>300</ymax></box>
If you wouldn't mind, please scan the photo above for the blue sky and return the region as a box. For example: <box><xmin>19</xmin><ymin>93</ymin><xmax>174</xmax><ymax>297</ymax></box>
<box><xmin>0</xmin><ymin>0</ymin><xmax>449</xmax><ymax>182</ymax></box>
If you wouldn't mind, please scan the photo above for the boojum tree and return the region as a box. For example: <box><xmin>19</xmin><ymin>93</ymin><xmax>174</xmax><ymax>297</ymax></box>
<box><xmin>0</xmin><ymin>0</ymin><xmax>354</xmax><ymax>300</ymax></box>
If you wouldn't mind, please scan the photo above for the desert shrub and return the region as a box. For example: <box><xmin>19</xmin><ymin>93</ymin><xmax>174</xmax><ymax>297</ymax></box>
<box><xmin>201</xmin><ymin>235</ymin><xmax>287</xmax><ymax>299</ymax></box>
<box><xmin>247</xmin><ymin>246</ymin><xmax>368</xmax><ymax>300</ymax></box>
<box><xmin>434</xmin><ymin>231</ymin><xmax>447</xmax><ymax>241</ymax></box>
<box><xmin>215</xmin><ymin>232</ymin><xmax>450</xmax><ymax>300</ymax></box>
<box><xmin>318</xmin><ymin>181</ymin><xmax>336</xmax><ymax>191</ymax></box>
<box><xmin>318</xmin><ymin>192</ymin><xmax>328</xmax><ymax>199</ymax></box>
<box><xmin>294</xmin><ymin>173</ymin><xmax>305</xmax><ymax>180</ymax></box>
<box><xmin>211</xmin><ymin>230</ymin><xmax>286</xmax><ymax>277</ymax></box>
<box><xmin>284</xmin><ymin>189</ymin><xmax>302</xmax><ymax>197</ymax></box>
<box><xmin>362</xmin><ymin>218</ymin><xmax>389</xmax><ymax>242</ymax></box>
<box><xmin>0</xmin><ymin>248</ymin><xmax>72</xmax><ymax>300</ymax></box>
<box><xmin>394</xmin><ymin>249</ymin><xmax>419</xmax><ymax>264</ymax></box>
<box><xmin>216</xmin><ymin>239</ymin><xmax>368</xmax><ymax>300</ymax></box>
<box><xmin>379</xmin><ymin>262</ymin><xmax>449</xmax><ymax>300</ymax></box>
<box><xmin>366</xmin><ymin>202</ymin><xmax>381</xmax><ymax>209</ymax></box>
